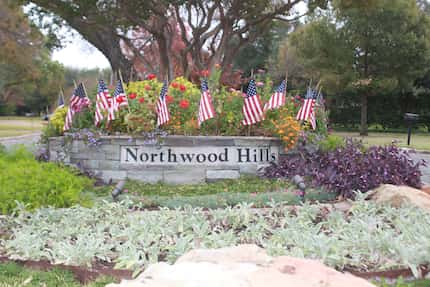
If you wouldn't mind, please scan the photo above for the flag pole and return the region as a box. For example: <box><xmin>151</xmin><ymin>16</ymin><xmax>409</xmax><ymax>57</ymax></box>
<box><xmin>73</xmin><ymin>80</ymin><xmax>78</xmax><ymax>89</ymax></box>
<box><xmin>315</xmin><ymin>79</ymin><xmax>322</xmax><ymax>91</ymax></box>
<box><xmin>248</xmin><ymin>69</ymin><xmax>255</xmax><ymax>136</ymax></box>
<box><xmin>118</xmin><ymin>70</ymin><xmax>132</xmax><ymax>113</ymax></box>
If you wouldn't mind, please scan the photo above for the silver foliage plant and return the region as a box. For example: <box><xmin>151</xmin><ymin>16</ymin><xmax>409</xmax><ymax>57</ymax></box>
<box><xmin>2</xmin><ymin>196</ymin><xmax>430</xmax><ymax>277</ymax></box>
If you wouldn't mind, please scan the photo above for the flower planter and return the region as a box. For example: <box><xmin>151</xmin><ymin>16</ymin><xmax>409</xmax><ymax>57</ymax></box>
<box><xmin>48</xmin><ymin>135</ymin><xmax>281</xmax><ymax>184</ymax></box>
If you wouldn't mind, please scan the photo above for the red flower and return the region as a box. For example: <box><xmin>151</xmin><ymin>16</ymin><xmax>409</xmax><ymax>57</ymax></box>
<box><xmin>147</xmin><ymin>74</ymin><xmax>156</xmax><ymax>80</ymax></box>
<box><xmin>179</xmin><ymin>84</ymin><xmax>186</xmax><ymax>92</ymax></box>
<box><xmin>171</xmin><ymin>82</ymin><xmax>179</xmax><ymax>89</ymax></box>
<box><xmin>116</xmin><ymin>96</ymin><xmax>125</xmax><ymax>104</ymax></box>
<box><xmin>200</xmin><ymin>70</ymin><xmax>210</xmax><ymax>77</ymax></box>
<box><xmin>166</xmin><ymin>95</ymin><xmax>174</xmax><ymax>104</ymax></box>
<box><xmin>179</xmin><ymin>99</ymin><xmax>190</xmax><ymax>109</ymax></box>
<box><xmin>144</xmin><ymin>85</ymin><xmax>151</xmax><ymax>91</ymax></box>
<box><xmin>139</xmin><ymin>97</ymin><xmax>145</xmax><ymax>104</ymax></box>
<box><xmin>129</xmin><ymin>93</ymin><xmax>137</xmax><ymax>99</ymax></box>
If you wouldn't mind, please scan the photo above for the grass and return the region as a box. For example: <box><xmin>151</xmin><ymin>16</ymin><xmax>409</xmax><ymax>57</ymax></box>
<box><xmin>0</xmin><ymin>262</ymin><xmax>115</xmax><ymax>286</ymax></box>
<box><xmin>0</xmin><ymin>117</ymin><xmax>44</xmax><ymax>138</ymax></box>
<box><xmin>94</xmin><ymin>177</ymin><xmax>335</xmax><ymax>209</ymax></box>
<box><xmin>109</xmin><ymin>189</ymin><xmax>336</xmax><ymax>209</ymax></box>
<box><xmin>377</xmin><ymin>278</ymin><xmax>430</xmax><ymax>287</ymax></box>
<box><xmin>97</xmin><ymin>176</ymin><xmax>294</xmax><ymax>197</ymax></box>
<box><xmin>333</xmin><ymin>132</ymin><xmax>430</xmax><ymax>151</ymax></box>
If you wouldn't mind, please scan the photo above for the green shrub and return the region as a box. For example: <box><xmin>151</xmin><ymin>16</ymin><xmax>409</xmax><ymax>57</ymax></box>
<box><xmin>317</xmin><ymin>134</ymin><xmax>345</xmax><ymax>151</ymax></box>
<box><xmin>0</xmin><ymin>146</ymin><xmax>93</xmax><ymax>214</ymax></box>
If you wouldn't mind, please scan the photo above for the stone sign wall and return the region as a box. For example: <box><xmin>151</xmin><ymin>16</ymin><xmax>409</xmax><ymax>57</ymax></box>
<box><xmin>48</xmin><ymin>135</ymin><xmax>281</xmax><ymax>184</ymax></box>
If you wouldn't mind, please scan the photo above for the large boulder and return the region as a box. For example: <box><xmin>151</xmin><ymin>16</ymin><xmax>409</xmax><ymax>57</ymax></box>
<box><xmin>367</xmin><ymin>184</ymin><xmax>430</xmax><ymax>212</ymax></box>
<box><xmin>107</xmin><ymin>245</ymin><xmax>375</xmax><ymax>287</ymax></box>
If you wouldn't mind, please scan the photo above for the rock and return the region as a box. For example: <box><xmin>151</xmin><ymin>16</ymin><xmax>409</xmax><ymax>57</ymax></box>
<box><xmin>107</xmin><ymin>245</ymin><xmax>375</xmax><ymax>287</ymax></box>
<box><xmin>367</xmin><ymin>184</ymin><xmax>430</xmax><ymax>212</ymax></box>
<box><xmin>422</xmin><ymin>185</ymin><xmax>430</xmax><ymax>196</ymax></box>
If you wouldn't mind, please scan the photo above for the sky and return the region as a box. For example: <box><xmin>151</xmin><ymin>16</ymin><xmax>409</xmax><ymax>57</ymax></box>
<box><xmin>52</xmin><ymin>35</ymin><xmax>111</xmax><ymax>70</ymax></box>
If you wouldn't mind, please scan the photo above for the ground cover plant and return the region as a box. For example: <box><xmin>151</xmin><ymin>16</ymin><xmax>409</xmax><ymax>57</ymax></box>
<box><xmin>264</xmin><ymin>138</ymin><xmax>424</xmax><ymax>199</ymax></box>
<box><xmin>0</xmin><ymin>146</ymin><xmax>93</xmax><ymax>214</ymax></box>
<box><xmin>2</xmin><ymin>195</ymin><xmax>429</xmax><ymax>278</ymax></box>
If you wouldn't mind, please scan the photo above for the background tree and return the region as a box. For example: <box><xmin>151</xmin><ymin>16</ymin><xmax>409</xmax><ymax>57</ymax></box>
<box><xmin>288</xmin><ymin>0</ymin><xmax>430</xmax><ymax>135</ymax></box>
<box><xmin>0</xmin><ymin>0</ymin><xmax>65</xmax><ymax>115</ymax></box>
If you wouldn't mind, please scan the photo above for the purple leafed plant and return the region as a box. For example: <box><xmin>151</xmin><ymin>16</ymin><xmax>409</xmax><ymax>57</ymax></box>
<box><xmin>264</xmin><ymin>139</ymin><xmax>424</xmax><ymax>199</ymax></box>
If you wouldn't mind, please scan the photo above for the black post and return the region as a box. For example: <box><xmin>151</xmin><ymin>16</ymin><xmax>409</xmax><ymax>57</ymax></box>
<box><xmin>404</xmin><ymin>113</ymin><xmax>419</xmax><ymax>146</ymax></box>
<box><xmin>407</xmin><ymin>125</ymin><xmax>412</xmax><ymax>146</ymax></box>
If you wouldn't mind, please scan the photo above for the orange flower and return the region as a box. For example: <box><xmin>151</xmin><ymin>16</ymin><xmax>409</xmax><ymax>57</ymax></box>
<box><xmin>144</xmin><ymin>85</ymin><xmax>151</xmax><ymax>91</ymax></box>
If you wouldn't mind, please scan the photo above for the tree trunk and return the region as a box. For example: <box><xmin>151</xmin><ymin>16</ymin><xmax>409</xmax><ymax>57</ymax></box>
<box><xmin>360</xmin><ymin>93</ymin><xmax>368</xmax><ymax>136</ymax></box>
<box><xmin>157</xmin><ymin>36</ymin><xmax>173</xmax><ymax>81</ymax></box>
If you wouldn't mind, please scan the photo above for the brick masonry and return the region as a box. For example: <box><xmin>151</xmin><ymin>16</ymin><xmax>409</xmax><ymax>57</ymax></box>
<box><xmin>48</xmin><ymin>135</ymin><xmax>282</xmax><ymax>184</ymax></box>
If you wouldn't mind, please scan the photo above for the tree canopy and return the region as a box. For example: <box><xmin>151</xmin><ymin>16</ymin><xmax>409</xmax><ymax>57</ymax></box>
<box><xmin>26</xmin><ymin>0</ymin><xmax>328</xmax><ymax>81</ymax></box>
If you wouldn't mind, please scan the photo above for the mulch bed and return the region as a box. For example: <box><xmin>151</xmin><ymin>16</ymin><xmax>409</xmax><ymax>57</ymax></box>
<box><xmin>346</xmin><ymin>265</ymin><xmax>430</xmax><ymax>280</ymax></box>
<box><xmin>1</xmin><ymin>256</ymin><xmax>428</xmax><ymax>284</ymax></box>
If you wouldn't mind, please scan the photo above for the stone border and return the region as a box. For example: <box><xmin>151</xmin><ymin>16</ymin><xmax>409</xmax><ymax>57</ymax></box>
<box><xmin>48</xmin><ymin>135</ymin><xmax>282</xmax><ymax>184</ymax></box>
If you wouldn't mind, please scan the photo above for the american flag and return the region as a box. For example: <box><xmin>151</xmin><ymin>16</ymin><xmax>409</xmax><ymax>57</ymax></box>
<box><xmin>63</xmin><ymin>83</ymin><xmax>91</xmax><ymax>131</ymax></box>
<box><xmin>108</xmin><ymin>80</ymin><xmax>128</xmax><ymax>122</ymax></box>
<box><xmin>156</xmin><ymin>81</ymin><xmax>170</xmax><ymax>126</ymax></box>
<box><xmin>242</xmin><ymin>79</ymin><xmax>264</xmax><ymax>125</ymax></box>
<box><xmin>296</xmin><ymin>87</ymin><xmax>317</xmax><ymax>130</ymax></box>
<box><xmin>95</xmin><ymin>79</ymin><xmax>110</xmax><ymax>126</ymax></box>
<box><xmin>198</xmin><ymin>79</ymin><xmax>215</xmax><ymax>126</ymax></box>
<box><xmin>264</xmin><ymin>80</ymin><xmax>286</xmax><ymax>111</ymax></box>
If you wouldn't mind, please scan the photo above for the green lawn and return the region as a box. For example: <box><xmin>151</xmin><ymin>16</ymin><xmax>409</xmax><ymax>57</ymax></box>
<box><xmin>0</xmin><ymin>117</ymin><xmax>44</xmax><ymax>138</ymax></box>
<box><xmin>0</xmin><ymin>262</ymin><xmax>115</xmax><ymax>286</ymax></box>
<box><xmin>333</xmin><ymin>132</ymin><xmax>430</xmax><ymax>151</ymax></box>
